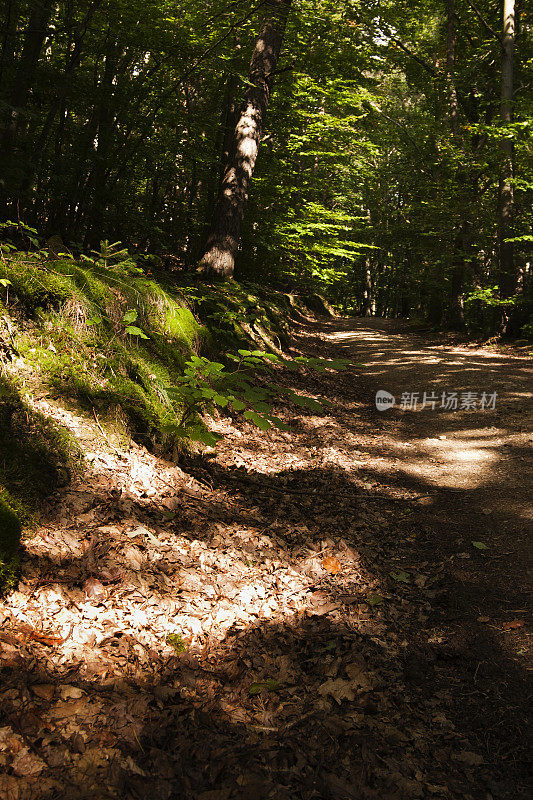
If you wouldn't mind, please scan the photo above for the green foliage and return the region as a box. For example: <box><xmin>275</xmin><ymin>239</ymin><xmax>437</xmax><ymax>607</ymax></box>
<box><xmin>0</xmin><ymin>236</ymin><xmax>348</xmax><ymax>452</ymax></box>
<box><xmin>464</xmin><ymin>287</ymin><xmax>516</xmax><ymax>308</ymax></box>
<box><xmin>166</xmin><ymin>633</ymin><xmax>188</xmax><ymax>653</ymax></box>
<box><xmin>0</xmin><ymin>0</ymin><xmax>530</xmax><ymax>331</ymax></box>
<box><xmin>166</xmin><ymin>350</ymin><xmax>349</xmax><ymax>446</ymax></box>
<box><xmin>0</xmin><ymin>241</ymin><xmax>207</xmax><ymax>448</ymax></box>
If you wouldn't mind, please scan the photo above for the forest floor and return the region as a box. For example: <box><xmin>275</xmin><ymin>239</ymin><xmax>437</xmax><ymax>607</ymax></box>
<box><xmin>0</xmin><ymin>315</ymin><xmax>531</xmax><ymax>800</ymax></box>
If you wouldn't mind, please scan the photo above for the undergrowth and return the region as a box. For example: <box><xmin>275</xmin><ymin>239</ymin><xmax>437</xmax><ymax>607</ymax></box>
<box><xmin>0</xmin><ymin>231</ymin><xmax>342</xmax><ymax>592</ymax></box>
<box><xmin>0</xmin><ymin>242</ymin><xmax>207</xmax><ymax>450</ymax></box>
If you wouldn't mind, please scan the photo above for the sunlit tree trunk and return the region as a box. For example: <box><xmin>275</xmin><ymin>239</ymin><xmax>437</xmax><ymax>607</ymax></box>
<box><xmin>498</xmin><ymin>0</ymin><xmax>515</xmax><ymax>299</ymax></box>
<box><xmin>363</xmin><ymin>258</ymin><xmax>373</xmax><ymax>316</ymax></box>
<box><xmin>198</xmin><ymin>0</ymin><xmax>292</xmax><ymax>278</ymax></box>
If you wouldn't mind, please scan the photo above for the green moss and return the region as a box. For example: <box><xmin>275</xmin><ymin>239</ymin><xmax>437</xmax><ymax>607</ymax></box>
<box><xmin>0</xmin><ymin>248</ymin><xmax>301</xmax><ymax>456</ymax></box>
<box><xmin>164</xmin><ymin>304</ymin><xmax>203</xmax><ymax>343</ymax></box>
<box><xmin>0</xmin><ymin>251</ymin><xmax>211</xmax><ymax>448</ymax></box>
<box><xmin>0</xmin><ymin>375</ymin><xmax>79</xmax><ymax>528</ymax></box>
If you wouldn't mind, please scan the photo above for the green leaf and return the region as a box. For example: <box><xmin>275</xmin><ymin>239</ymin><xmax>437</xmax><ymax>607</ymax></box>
<box><xmin>166</xmin><ymin>633</ymin><xmax>188</xmax><ymax>653</ymax></box>
<box><xmin>0</xmin><ymin>278</ymin><xmax>12</xmax><ymax>287</ymax></box>
<box><xmin>125</xmin><ymin>325</ymin><xmax>149</xmax><ymax>339</ymax></box>
<box><xmin>250</xmin><ymin>401</ymin><xmax>271</xmax><ymax>414</ymax></box>
<box><xmin>268</xmin><ymin>415</ymin><xmax>288</xmax><ymax>430</ymax></box>
<box><xmin>231</xmin><ymin>398</ymin><xmax>246</xmax><ymax>411</ymax></box>
<box><xmin>123</xmin><ymin>309</ymin><xmax>138</xmax><ymax>323</ymax></box>
<box><xmin>248</xmin><ymin>682</ymin><xmax>265</xmax><ymax>695</ymax></box>
<box><xmin>244</xmin><ymin>411</ymin><xmax>272</xmax><ymax>430</ymax></box>
<box><xmin>289</xmin><ymin>393</ymin><xmax>323</xmax><ymax>412</ymax></box>
<box><xmin>472</xmin><ymin>541</ymin><xmax>489</xmax><ymax>550</ymax></box>
<box><xmin>367</xmin><ymin>593</ymin><xmax>384</xmax><ymax>606</ymax></box>
<box><xmin>213</xmin><ymin>393</ymin><xmax>229</xmax><ymax>407</ymax></box>
<box><xmin>189</xmin><ymin>427</ymin><xmax>220</xmax><ymax>447</ymax></box>
<box><xmin>390</xmin><ymin>570</ymin><xmax>410</xmax><ymax>583</ymax></box>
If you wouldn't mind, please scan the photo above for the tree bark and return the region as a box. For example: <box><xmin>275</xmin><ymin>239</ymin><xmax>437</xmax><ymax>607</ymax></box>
<box><xmin>498</xmin><ymin>0</ymin><xmax>515</xmax><ymax>298</ymax></box>
<box><xmin>198</xmin><ymin>0</ymin><xmax>292</xmax><ymax>278</ymax></box>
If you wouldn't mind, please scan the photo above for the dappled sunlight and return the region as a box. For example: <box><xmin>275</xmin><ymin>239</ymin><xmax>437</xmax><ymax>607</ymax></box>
<box><xmin>0</xmin><ymin>316</ymin><xmax>530</xmax><ymax>799</ymax></box>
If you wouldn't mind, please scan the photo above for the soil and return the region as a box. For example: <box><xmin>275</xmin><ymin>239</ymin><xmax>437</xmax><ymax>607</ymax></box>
<box><xmin>0</xmin><ymin>315</ymin><xmax>531</xmax><ymax>800</ymax></box>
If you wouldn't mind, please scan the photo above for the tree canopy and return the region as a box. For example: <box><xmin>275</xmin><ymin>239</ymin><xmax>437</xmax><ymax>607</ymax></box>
<box><xmin>0</xmin><ymin>0</ymin><xmax>531</xmax><ymax>332</ymax></box>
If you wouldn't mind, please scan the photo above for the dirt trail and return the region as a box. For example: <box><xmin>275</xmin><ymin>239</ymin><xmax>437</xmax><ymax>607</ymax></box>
<box><xmin>0</xmin><ymin>316</ymin><xmax>531</xmax><ymax>800</ymax></box>
<box><xmin>316</xmin><ymin>316</ymin><xmax>533</xmax><ymax>582</ymax></box>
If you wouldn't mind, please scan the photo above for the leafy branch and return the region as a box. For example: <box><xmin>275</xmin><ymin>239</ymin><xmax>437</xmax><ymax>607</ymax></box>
<box><xmin>166</xmin><ymin>350</ymin><xmax>351</xmax><ymax>447</ymax></box>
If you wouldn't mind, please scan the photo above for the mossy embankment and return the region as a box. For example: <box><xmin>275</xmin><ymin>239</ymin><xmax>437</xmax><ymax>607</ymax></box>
<box><xmin>0</xmin><ymin>246</ymin><xmax>318</xmax><ymax>590</ymax></box>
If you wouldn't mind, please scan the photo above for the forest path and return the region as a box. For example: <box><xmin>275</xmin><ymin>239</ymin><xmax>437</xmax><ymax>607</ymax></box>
<box><xmin>0</xmin><ymin>315</ymin><xmax>531</xmax><ymax>800</ymax></box>
<box><xmin>317</xmin><ymin>315</ymin><xmax>532</xmax><ymax>548</ymax></box>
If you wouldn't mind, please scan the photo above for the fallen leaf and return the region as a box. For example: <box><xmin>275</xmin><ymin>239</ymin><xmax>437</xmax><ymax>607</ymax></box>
<box><xmin>59</xmin><ymin>685</ymin><xmax>84</xmax><ymax>700</ymax></box>
<box><xmin>502</xmin><ymin>619</ymin><xmax>524</xmax><ymax>630</ymax></box>
<box><xmin>29</xmin><ymin>630</ymin><xmax>64</xmax><ymax>646</ymax></box>
<box><xmin>454</xmin><ymin>750</ymin><xmax>484</xmax><ymax>766</ymax></box>
<box><xmin>124</xmin><ymin>546</ymin><xmax>143</xmax><ymax>571</ymax></box>
<box><xmin>307</xmin><ymin>591</ymin><xmax>339</xmax><ymax>616</ymax></box>
<box><xmin>345</xmin><ymin>661</ymin><xmax>374</xmax><ymax>691</ymax></box>
<box><xmin>390</xmin><ymin>570</ymin><xmax>410</xmax><ymax>583</ymax></box>
<box><xmin>0</xmin><ymin>774</ymin><xmax>21</xmax><ymax>800</ymax></box>
<box><xmin>48</xmin><ymin>700</ymin><xmax>87</xmax><ymax>719</ymax></box>
<box><xmin>318</xmin><ymin>678</ymin><xmax>355</xmax><ymax>703</ymax></box>
<box><xmin>12</xmin><ymin>748</ymin><xmax>46</xmax><ymax>777</ymax></box>
<box><xmin>32</xmin><ymin>684</ymin><xmax>55</xmax><ymax>700</ymax></box>
<box><xmin>472</xmin><ymin>541</ymin><xmax>488</xmax><ymax>550</ymax></box>
<box><xmin>83</xmin><ymin>577</ymin><xmax>106</xmax><ymax>601</ymax></box>
<box><xmin>322</xmin><ymin>556</ymin><xmax>341</xmax><ymax>574</ymax></box>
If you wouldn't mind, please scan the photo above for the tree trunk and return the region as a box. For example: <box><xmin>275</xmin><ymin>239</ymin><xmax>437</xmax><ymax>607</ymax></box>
<box><xmin>85</xmin><ymin>35</ymin><xmax>119</xmax><ymax>246</ymax></box>
<box><xmin>203</xmin><ymin>70</ymin><xmax>239</xmax><ymax>242</ymax></box>
<box><xmin>449</xmin><ymin>222</ymin><xmax>471</xmax><ymax>329</ymax></box>
<box><xmin>198</xmin><ymin>0</ymin><xmax>292</xmax><ymax>278</ymax></box>
<box><xmin>445</xmin><ymin>0</ymin><xmax>467</xmax><ymax>329</ymax></box>
<box><xmin>363</xmin><ymin>258</ymin><xmax>373</xmax><ymax>316</ymax></box>
<box><xmin>498</xmin><ymin>0</ymin><xmax>515</xmax><ymax>299</ymax></box>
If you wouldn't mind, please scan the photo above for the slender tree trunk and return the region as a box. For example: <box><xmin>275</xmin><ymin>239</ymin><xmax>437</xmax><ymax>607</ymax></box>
<box><xmin>203</xmin><ymin>70</ymin><xmax>239</xmax><ymax>240</ymax></box>
<box><xmin>498</xmin><ymin>0</ymin><xmax>515</xmax><ymax>299</ymax></box>
<box><xmin>363</xmin><ymin>257</ymin><xmax>373</xmax><ymax>316</ymax></box>
<box><xmin>198</xmin><ymin>0</ymin><xmax>292</xmax><ymax>278</ymax></box>
<box><xmin>85</xmin><ymin>35</ymin><xmax>119</xmax><ymax>245</ymax></box>
<box><xmin>445</xmin><ymin>0</ymin><xmax>467</xmax><ymax>329</ymax></box>
<box><xmin>449</xmin><ymin>222</ymin><xmax>471</xmax><ymax>328</ymax></box>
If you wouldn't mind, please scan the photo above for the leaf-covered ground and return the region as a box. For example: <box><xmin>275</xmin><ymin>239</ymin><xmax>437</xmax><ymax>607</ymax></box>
<box><xmin>0</xmin><ymin>316</ymin><xmax>531</xmax><ymax>800</ymax></box>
